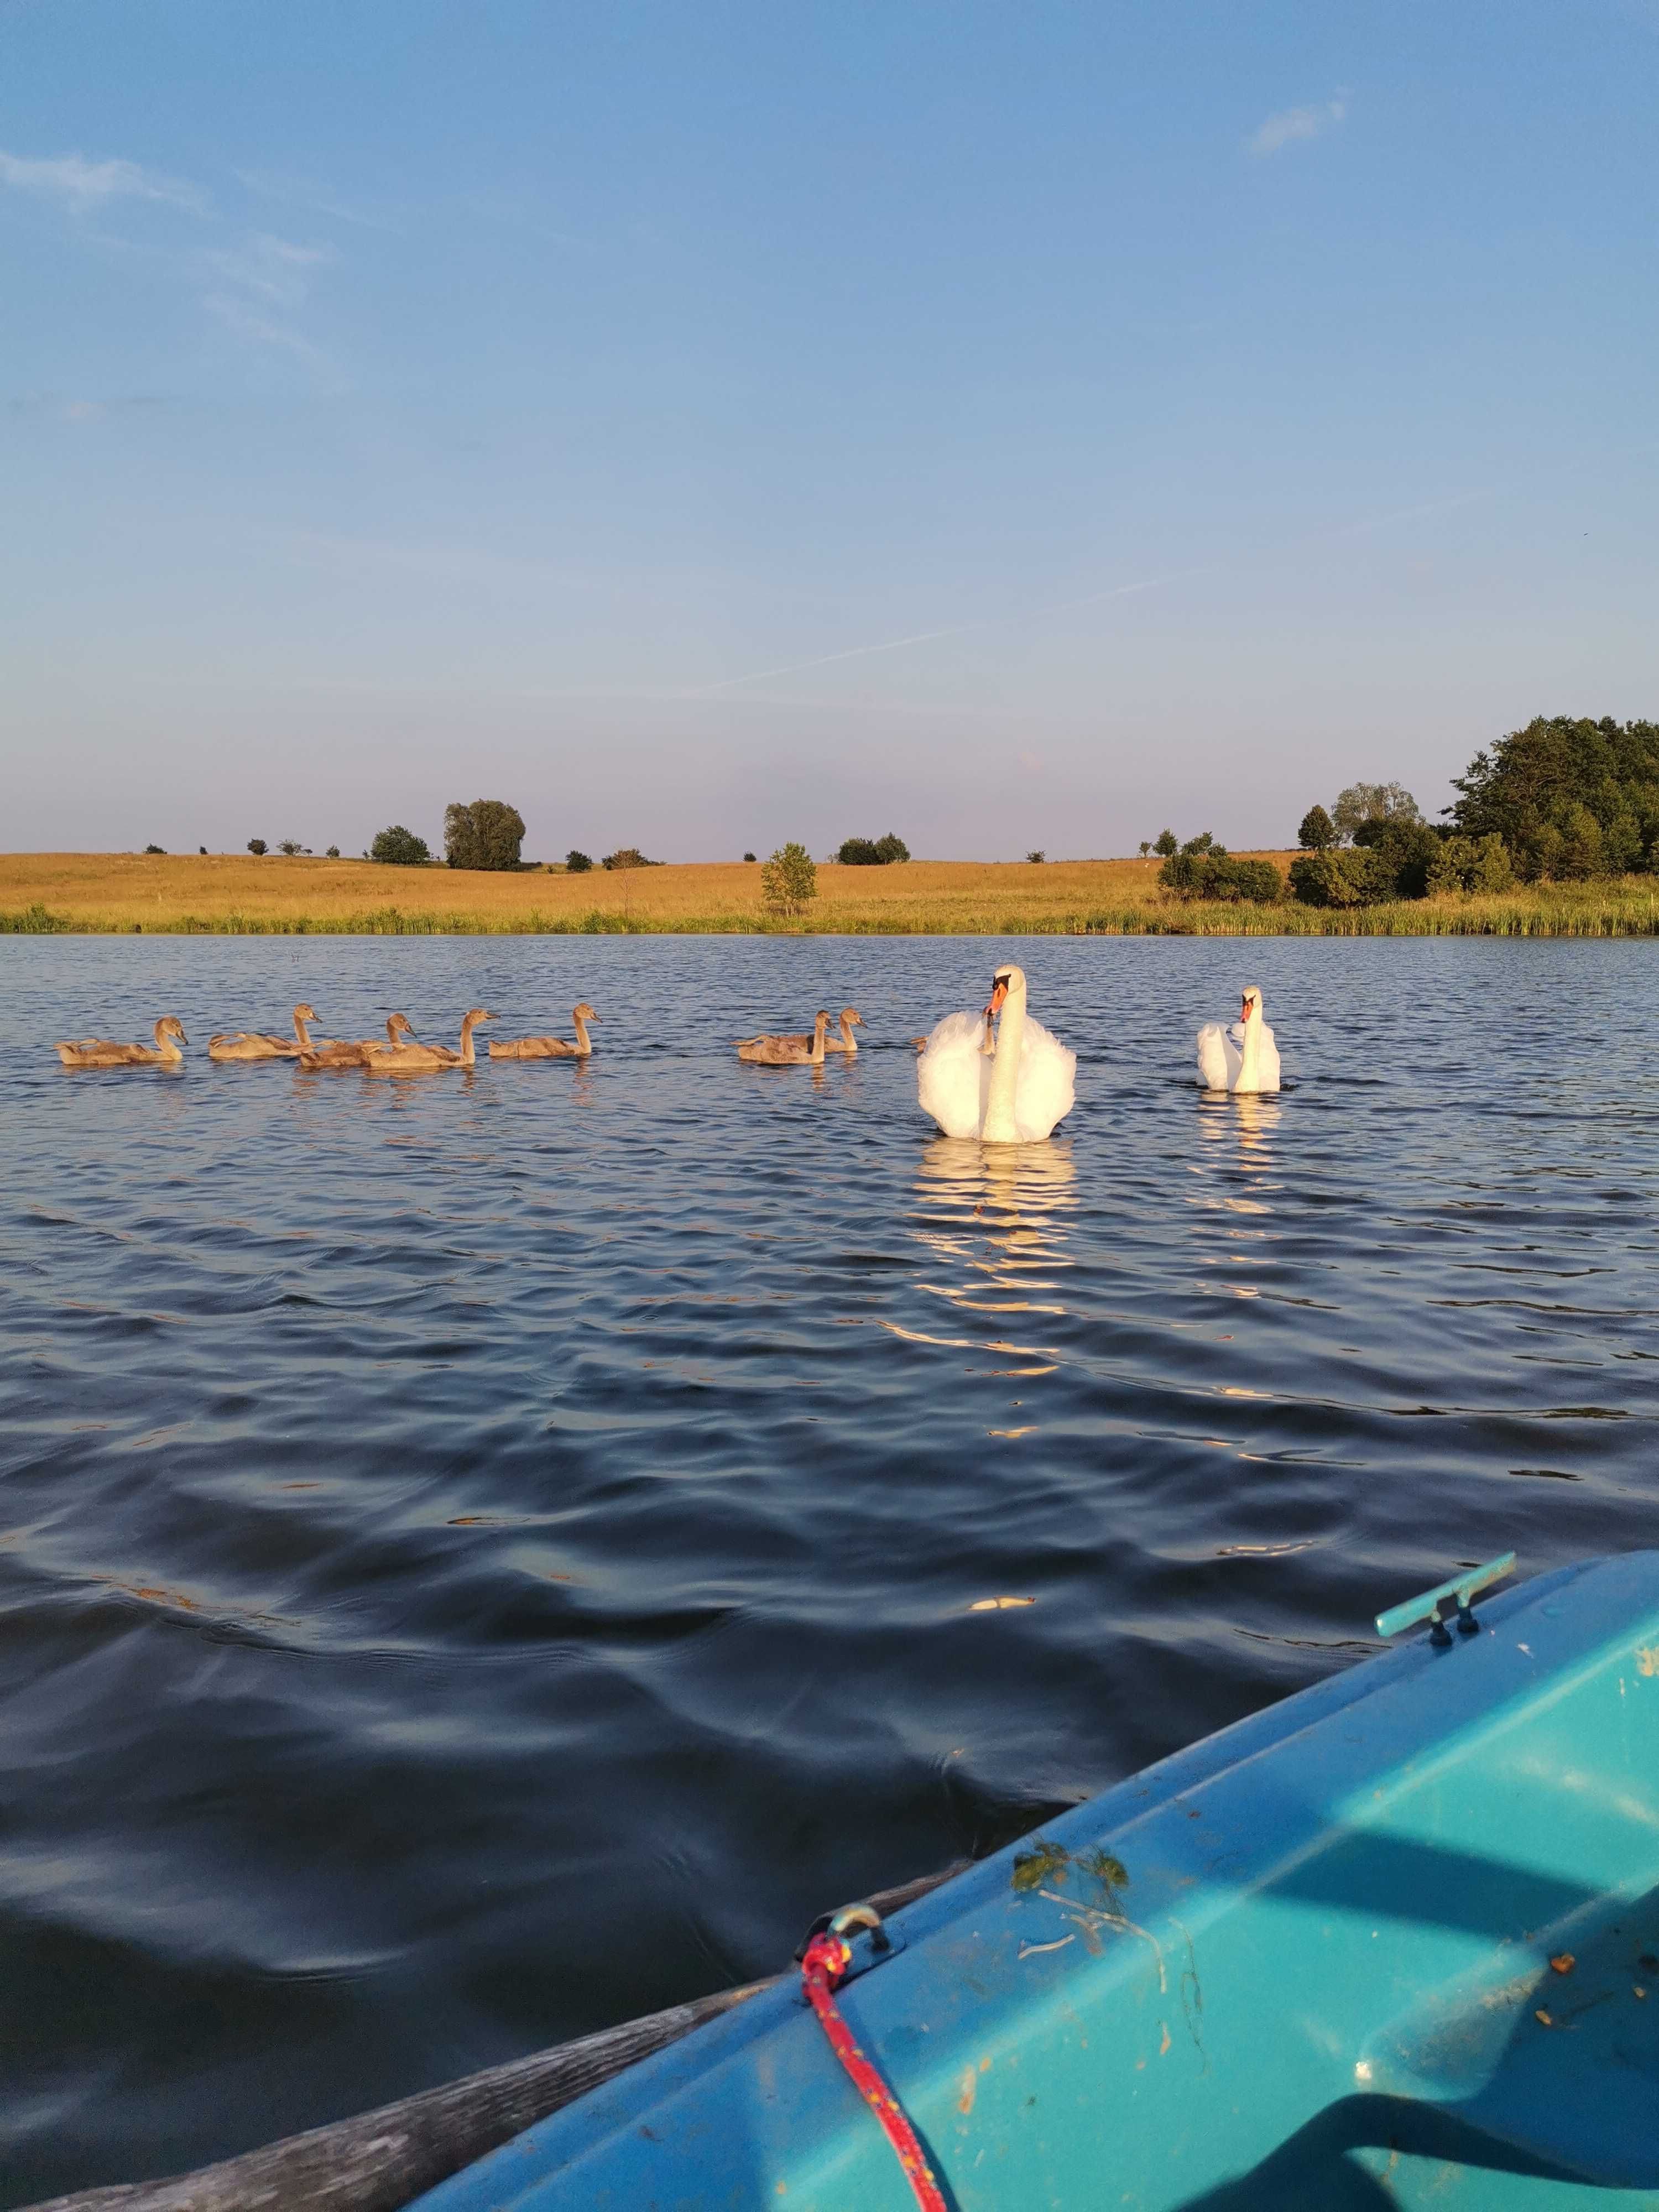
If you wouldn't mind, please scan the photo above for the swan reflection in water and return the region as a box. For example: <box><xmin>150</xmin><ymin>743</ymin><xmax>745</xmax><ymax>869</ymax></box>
<box><xmin>908</xmin><ymin>1138</ymin><xmax>1077</xmax><ymax>1337</ymax></box>
<box><xmin>1196</xmin><ymin>1089</ymin><xmax>1283</xmax><ymax>1296</ymax></box>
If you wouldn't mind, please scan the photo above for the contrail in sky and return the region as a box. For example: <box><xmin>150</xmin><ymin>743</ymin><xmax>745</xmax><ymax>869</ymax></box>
<box><xmin>689</xmin><ymin>571</ymin><xmax>1190</xmax><ymax>696</ymax></box>
<box><xmin>687</xmin><ymin>486</ymin><xmax>1496</xmax><ymax>697</ymax></box>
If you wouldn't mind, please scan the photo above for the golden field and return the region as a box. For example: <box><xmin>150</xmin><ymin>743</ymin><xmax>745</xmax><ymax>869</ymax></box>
<box><xmin>3</xmin><ymin>849</ymin><xmax>1658</xmax><ymax>936</ymax></box>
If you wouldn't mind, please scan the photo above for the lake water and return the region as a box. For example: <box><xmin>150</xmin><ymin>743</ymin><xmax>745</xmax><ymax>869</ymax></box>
<box><xmin>1</xmin><ymin>935</ymin><xmax>1655</xmax><ymax>2200</ymax></box>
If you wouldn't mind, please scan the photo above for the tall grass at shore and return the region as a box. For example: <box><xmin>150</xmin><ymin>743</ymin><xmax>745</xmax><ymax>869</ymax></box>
<box><xmin>3</xmin><ymin>852</ymin><xmax>1657</xmax><ymax>936</ymax></box>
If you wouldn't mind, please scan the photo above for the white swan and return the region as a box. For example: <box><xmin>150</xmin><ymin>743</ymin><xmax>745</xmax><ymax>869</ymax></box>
<box><xmin>917</xmin><ymin>963</ymin><xmax>1076</xmax><ymax>1142</ymax></box>
<box><xmin>1196</xmin><ymin>984</ymin><xmax>1281</xmax><ymax>1094</ymax></box>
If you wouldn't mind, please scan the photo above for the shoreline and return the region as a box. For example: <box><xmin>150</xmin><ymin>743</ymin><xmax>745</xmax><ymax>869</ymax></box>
<box><xmin>4</xmin><ymin>853</ymin><xmax>1657</xmax><ymax>938</ymax></box>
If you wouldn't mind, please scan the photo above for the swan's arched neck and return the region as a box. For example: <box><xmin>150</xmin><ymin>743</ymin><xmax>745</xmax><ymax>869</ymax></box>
<box><xmin>983</xmin><ymin>975</ymin><xmax>1026</xmax><ymax>1143</ymax></box>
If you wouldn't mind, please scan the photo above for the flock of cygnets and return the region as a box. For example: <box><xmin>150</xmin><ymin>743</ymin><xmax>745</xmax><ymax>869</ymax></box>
<box><xmin>53</xmin><ymin>1001</ymin><xmax>599</xmax><ymax>1073</ymax></box>
<box><xmin>51</xmin><ymin>962</ymin><xmax>1281</xmax><ymax>1139</ymax></box>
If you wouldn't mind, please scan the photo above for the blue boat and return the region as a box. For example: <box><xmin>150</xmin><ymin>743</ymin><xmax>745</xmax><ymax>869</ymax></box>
<box><xmin>413</xmin><ymin>1552</ymin><xmax>1659</xmax><ymax>2210</ymax></box>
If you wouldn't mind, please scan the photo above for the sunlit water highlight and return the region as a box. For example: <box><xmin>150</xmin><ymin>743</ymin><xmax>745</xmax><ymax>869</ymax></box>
<box><xmin>1</xmin><ymin>935</ymin><xmax>1655</xmax><ymax>2199</ymax></box>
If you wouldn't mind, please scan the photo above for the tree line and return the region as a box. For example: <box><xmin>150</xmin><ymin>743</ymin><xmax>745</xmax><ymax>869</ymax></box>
<box><xmin>1150</xmin><ymin>716</ymin><xmax>1658</xmax><ymax>907</ymax></box>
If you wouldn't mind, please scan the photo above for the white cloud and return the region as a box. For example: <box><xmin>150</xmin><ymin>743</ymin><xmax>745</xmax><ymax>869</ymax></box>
<box><xmin>1248</xmin><ymin>98</ymin><xmax>1348</xmax><ymax>157</ymax></box>
<box><xmin>0</xmin><ymin>149</ymin><xmax>206</xmax><ymax>212</ymax></box>
<box><xmin>206</xmin><ymin>233</ymin><xmax>337</xmax><ymax>307</ymax></box>
<box><xmin>205</xmin><ymin>293</ymin><xmax>336</xmax><ymax>374</ymax></box>
<box><xmin>234</xmin><ymin>168</ymin><xmax>401</xmax><ymax>234</ymax></box>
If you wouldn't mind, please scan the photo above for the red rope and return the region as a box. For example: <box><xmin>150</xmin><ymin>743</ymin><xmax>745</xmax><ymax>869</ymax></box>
<box><xmin>799</xmin><ymin>1931</ymin><xmax>948</xmax><ymax>2212</ymax></box>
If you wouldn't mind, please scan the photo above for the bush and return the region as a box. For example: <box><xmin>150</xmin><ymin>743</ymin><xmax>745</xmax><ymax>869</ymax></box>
<box><xmin>836</xmin><ymin>832</ymin><xmax>910</xmax><ymax>865</ymax></box>
<box><xmin>760</xmin><ymin>841</ymin><xmax>818</xmax><ymax>916</ymax></box>
<box><xmin>1352</xmin><ymin>815</ymin><xmax>1443</xmax><ymax>899</ymax></box>
<box><xmin>1153</xmin><ymin>828</ymin><xmax>1178</xmax><ymax>857</ymax></box>
<box><xmin>144</xmin><ymin>843</ymin><xmax>166</xmax><ymax>854</ymax></box>
<box><xmin>371</xmin><ymin>825</ymin><xmax>431</xmax><ymax>866</ymax></box>
<box><xmin>1138</xmin><ymin>841</ymin><xmax>1151</xmax><ymax>857</ymax></box>
<box><xmin>1288</xmin><ymin>848</ymin><xmax>1394</xmax><ymax>907</ymax></box>
<box><xmin>1297</xmin><ymin>805</ymin><xmax>1337</xmax><ymax>852</ymax></box>
<box><xmin>566</xmin><ymin>849</ymin><xmax>593</xmax><ymax>874</ymax></box>
<box><xmin>602</xmin><ymin>847</ymin><xmax>654</xmax><ymax>870</ymax></box>
<box><xmin>325</xmin><ymin>845</ymin><xmax>340</xmax><ymax>859</ymax></box>
<box><xmin>247</xmin><ymin>838</ymin><xmax>268</xmax><ymax>856</ymax></box>
<box><xmin>1026</xmin><ymin>850</ymin><xmax>1045</xmax><ymax>864</ymax></box>
<box><xmin>1427</xmin><ymin>832</ymin><xmax>1514</xmax><ymax>896</ymax></box>
<box><xmin>445</xmin><ymin>799</ymin><xmax>525</xmax><ymax>872</ymax></box>
<box><xmin>743</xmin><ymin>851</ymin><xmax>757</xmax><ymax>862</ymax></box>
<box><xmin>1160</xmin><ymin>851</ymin><xmax>1283</xmax><ymax>903</ymax></box>
<box><xmin>276</xmin><ymin>838</ymin><xmax>303</xmax><ymax>857</ymax></box>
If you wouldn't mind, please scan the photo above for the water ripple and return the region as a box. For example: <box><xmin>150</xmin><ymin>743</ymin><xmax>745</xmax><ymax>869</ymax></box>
<box><xmin>0</xmin><ymin>934</ymin><xmax>1655</xmax><ymax>2198</ymax></box>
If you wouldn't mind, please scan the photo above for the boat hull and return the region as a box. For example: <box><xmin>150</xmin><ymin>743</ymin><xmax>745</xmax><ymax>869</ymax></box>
<box><xmin>414</xmin><ymin>1553</ymin><xmax>1659</xmax><ymax>2210</ymax></box>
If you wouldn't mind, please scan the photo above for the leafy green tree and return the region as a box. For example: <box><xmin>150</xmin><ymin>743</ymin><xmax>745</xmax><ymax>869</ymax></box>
<box><xmin>277</xmin><ymin>838</ymin><xmax>303</xmax><ymax>856</ymax></box>
<box><xmin>742</xmin><ymin>851</ymin><xmax>757</xmax><ymax>862</ymax></box>
<box><xmin>602</xmin><ymin>847</ymin><xmax>653</xmax><ymax>870</ymax></box>
<box><xmin>760</xmin><ymin>841</ymin><xmax>817</xmax><ymax>916</ymax></box>
<box><xmin>445</xmin><ymin>799</ymin><xmax>525</xmax><ymax>871</ymax></box>
<box><xmin>1553</xmin><ymin>801</ymin><xmax>1604</xmax><ymax>880</ymax></box>
<box><xmin>565</xmin><ymin>849</ymin><xmax>593</xmax><ymax>873</ymax></box>
<box><xmin>246</xmin><ymin>838</ymin><xmax>268</xmax><ymax>856</ymax></box>
<box><xmin>1297</xmin><ymin>805</ymin><xmax>1337</xmax><ymax>851</ymax></box>
<box><xmin>371</xmin><ymin>825</ymin><xmax>431</xmax><ymax>865</ymax></box>
<box><xmin>1351</xmin><ymin>815</ymin><xmax>1442</xmax><ymax>899</ymax></box>
<box><xmin>325</xmin><ymin>845</ymin><xmax>340</xmax><ymax>859</ymax></box>
<box><xmin>144</xmin><ymin>843</ymin><xmax>166</xmax><ymax>854</ymax></box>
<box><xmin>1181</xmin><ymin>831</ymin><xmax>1222</xmax><ymax>856</ymax></box>
<box><xmin>1153</xmin><ymin>828</ymin><xmax>1178</xmax><ymax>857</ymax></box>
<box><xmin>1332</xmin><ymin>781</ymin><xmax>1422</xmax><ymax>839</ymax></box>
<box><xmin>836</xmin><ymin>832</ymin><xmax>911</xmax><ymax>865</ymax></box>
<box><xmin>1026</xmin><ymin>849</ymin><xmax>1045</xmax><ymax>864</ymax></box>
<box><xmin>1138</xmin><ymin>840</ymin><xmax>1151</xmax><ymax>857</ymax></box>
<box><xmin>1449</xmin><ymin>716</ymin><xmax>1659</xmax><ymax>879</ymax></box>
<box><xmin>1427</xmin><ymin>833</ymin><xmax>1513</xmax><ymax>896</ymax></box>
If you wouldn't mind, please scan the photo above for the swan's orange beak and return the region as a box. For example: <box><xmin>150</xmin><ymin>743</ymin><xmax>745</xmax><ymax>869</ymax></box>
<box><xmin>985</xmin><ymin>980</ymin><xmax>1009</xmax><ymax>1018</ymax></box>
<box><xmin>1240</xmin><ymin>995</ymin><xmax>1251</xmax><ymax>1021</ymax></box>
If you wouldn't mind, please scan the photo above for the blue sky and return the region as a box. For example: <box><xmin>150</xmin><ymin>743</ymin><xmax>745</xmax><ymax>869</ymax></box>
<box><xmin>3</xmin><ymin>1</ymin><xmax>1655</xmax><ymax>859</ymax></box>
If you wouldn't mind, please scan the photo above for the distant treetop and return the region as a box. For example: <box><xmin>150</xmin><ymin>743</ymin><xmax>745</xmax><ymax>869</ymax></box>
<box><xmin>1331</xmin><ymin>781</ymin><xmax>1422</xmax><ymax>839</ymax></box>
<box><xmin>445</xmin><ymin>799</ymin><xmax>525</xmax><ymax>872</ymax></box>
<box><xmin>371</xmin><ymin>824</ymin><xmax>431</xmax><ymax>866</ymax></box>
<box><xmin>836</xmin><ymin>831</ymin><xmax>909</xmax><ymax>864</ymax></box>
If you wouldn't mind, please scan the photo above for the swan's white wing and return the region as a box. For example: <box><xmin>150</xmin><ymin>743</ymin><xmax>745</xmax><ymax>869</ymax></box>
<box><xmin>1012</xmin><ymin>1015</ymin><xmax>1076</xmax><ymax>1142</ymax></box>
<box><xmin>917</xmin><ymin>1010</ymin><xmax>992</xmax><ymax>1139</ymax></box>
<box><xmin>1256</xmin><ymin>1022</ymin><xmax>1281</xmax><ymax>1092</ymax></box>
<box><xmin>1196</xmin><ymin>1022</ymin><xmax>1241</xmax><ymax>1089</ymax></box>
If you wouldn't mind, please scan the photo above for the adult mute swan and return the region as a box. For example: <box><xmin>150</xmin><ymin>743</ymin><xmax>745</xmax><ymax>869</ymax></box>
<box><xmin>917</xmin><ymin>964</ymin><xmax>1075</xmax><ymax>1142</ymax></box>
<box><xmin>489</xmin><ymin>1003</ymin><xmax>599</xmax><ymax>1058</ymax></box>
<box><xmin>737</xmin><ymin>1010</ymin><xmax>830</xmax><ymax>1065</ymax></box>
<box><xmin>55</xmin><ymin>1018</ymin><xmax>187</xmax><ymax>1068</ymax></box>
<box><xmin>1196</xmin><ymin>985</ymin><xmax>1281</xmax><ymax>1094</ymax></box>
